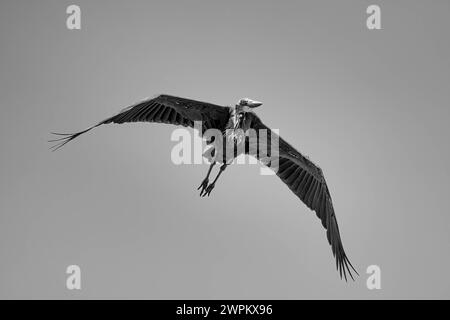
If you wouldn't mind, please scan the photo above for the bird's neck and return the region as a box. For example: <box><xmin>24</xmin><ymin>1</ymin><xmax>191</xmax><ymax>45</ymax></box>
<box><xmin>230</xmin><ymin>105</ymin><xmax>249</xmax><ymax>130</ymax></box>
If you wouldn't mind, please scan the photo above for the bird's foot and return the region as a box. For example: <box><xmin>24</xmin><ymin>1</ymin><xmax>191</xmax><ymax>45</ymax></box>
<box><xmin>197</xmin><ymin>178</ymin><xmax>209</xmax><ymax>196</ymax></box>
<box><xmin>201</xmin><ymin>183</ymin><xmax>215</xmax><ymax>197</ymax></box>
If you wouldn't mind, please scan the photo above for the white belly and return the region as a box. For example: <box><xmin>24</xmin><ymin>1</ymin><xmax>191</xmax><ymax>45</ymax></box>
<box><xmin>203</xmin><ymin>130</ymin><xmax>246</xmax><ymax>164</ymax></box>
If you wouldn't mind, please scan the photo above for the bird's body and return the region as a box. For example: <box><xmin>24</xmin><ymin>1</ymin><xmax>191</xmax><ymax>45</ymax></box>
<box><xmin>50</xmin><ymin>94</ymin><xmax>357</xmax><ymax>281</ymax></box>
<box><xmin>204</xmin><ymin>104</ymin><xmax>255</xmax><ymax>164</ymax></box>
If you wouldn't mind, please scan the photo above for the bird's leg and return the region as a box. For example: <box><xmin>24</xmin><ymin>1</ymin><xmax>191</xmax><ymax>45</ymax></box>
<box><xmin>202</xmin><ymin>163</ymin><xmax>228</xmax><ymax>197</ymax></box>
<box><xmin>198</xmin><ymin>162</ymin><xmax>215</xmax><ymax>196</ymax></box>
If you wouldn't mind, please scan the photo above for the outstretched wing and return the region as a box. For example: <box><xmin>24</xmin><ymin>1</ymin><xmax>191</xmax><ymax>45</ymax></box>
<box><xmin>50</xmin><ymin>94</ymin><xmax>230</xmax><ymax>151</ymax></box>
<box><xmin>248</xmin><ymin>113</ymin><xmax>357</xmax><ymax>280</ymax></box>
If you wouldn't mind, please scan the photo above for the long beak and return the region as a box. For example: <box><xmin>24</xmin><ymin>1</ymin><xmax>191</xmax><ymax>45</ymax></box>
<box><xmin>248</xmin><ymin>100</ymin><xmax>262</xmax><ymax>108</ymax></box>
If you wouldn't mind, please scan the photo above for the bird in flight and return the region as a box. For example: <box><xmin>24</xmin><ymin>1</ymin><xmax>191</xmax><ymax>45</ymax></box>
<box><xmin>50</xmin><ymin>94</ymin><xmax>357</xmax><ymax>280</ymax></box>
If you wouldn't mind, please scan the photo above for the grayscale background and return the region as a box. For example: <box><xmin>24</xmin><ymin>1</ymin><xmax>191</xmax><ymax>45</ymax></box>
<box><xmin>1</xmin><ymin>0</ymin><xmax>449</xmax><ymax>299</ymax></box>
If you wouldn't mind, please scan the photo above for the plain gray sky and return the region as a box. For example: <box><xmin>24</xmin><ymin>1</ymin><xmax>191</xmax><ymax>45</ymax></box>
<box><xmin>0</xmin><ymin>0</ymin><xmax>449</xmax><ymax>299</ymax></box>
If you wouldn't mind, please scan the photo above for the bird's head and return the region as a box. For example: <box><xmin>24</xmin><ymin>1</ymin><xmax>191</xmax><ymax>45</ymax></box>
<box><xmin>237</xmin><ymin>98</ymin><xmax>262</xmax><ymax>109</ymax></box>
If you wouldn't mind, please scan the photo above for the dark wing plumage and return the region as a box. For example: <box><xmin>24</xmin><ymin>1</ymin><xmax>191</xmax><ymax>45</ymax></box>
<box><xmin>248</xmin><ymin>113</ymin><xmax>357</xmax><ymax>280</ymax></box>
<box><xmin>49</xmin><ymin>94</ymin><xmax>230</xmax><ymax>151</ymax></box>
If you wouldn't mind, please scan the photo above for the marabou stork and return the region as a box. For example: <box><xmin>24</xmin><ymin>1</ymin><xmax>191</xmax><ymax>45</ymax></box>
<box><xmin>50</xmin><ymin>94</ymin><xmax>357</xmax><ymax>280</ymax></box>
